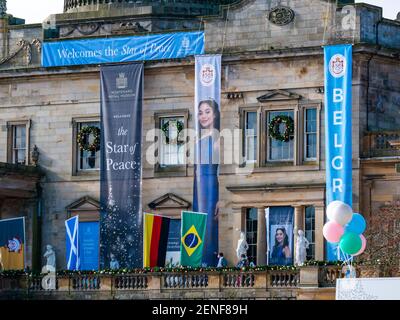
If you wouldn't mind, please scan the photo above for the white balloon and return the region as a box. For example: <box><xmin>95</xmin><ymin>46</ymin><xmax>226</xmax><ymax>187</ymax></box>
<box><xmin>327</xmin><ymin>201</ymin><xmax>353</xmax><ymax>226</ymax></box>
<box><xmin>327</xmin><ymin>201</ymin><xmax>344</xmax><ymax>220</ymax></box>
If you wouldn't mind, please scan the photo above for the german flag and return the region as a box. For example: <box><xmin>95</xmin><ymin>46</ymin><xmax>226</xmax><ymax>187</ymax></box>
<box><xmin>143</xmin><ymin>213</ymin><xmax>171</xmax><ymax>268</ymax></box>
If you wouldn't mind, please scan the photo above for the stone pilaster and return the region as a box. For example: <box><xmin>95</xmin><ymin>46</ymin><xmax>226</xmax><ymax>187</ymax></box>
<box><xmin>256</xmin><ymin>207</ymin><xmax>266</xmax><ymax>266</ymax></box>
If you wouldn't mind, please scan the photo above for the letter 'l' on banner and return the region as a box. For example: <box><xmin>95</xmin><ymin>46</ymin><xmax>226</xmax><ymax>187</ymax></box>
<box><xmin>193</xmin><ymin>54</ymin><xmax>221</xmax><ymax>267</ymax></box>
<box><xmin>324</xmin><ymin>44</ymin><xmax>353</xmax><ymax>261</ymax></box>
<box><xmin>100</xmin><ymin>63</ymin><xmax>144</xmax><ymax>269</ymax></box>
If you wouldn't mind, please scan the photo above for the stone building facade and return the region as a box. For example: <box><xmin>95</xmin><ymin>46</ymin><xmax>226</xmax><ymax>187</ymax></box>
<box><xmin>0</xmin><ymin>0</ymin><xmax>399</xmax><ymax>270</ymax></box>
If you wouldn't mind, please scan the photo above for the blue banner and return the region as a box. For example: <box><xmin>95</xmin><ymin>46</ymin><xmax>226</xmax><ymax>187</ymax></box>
<box><xmin>324</xmin><ymin>44</ymin><xmax>353</xmax><ymax>261</ymax></box>
<box><xmin>42</xmin><ymin>31</ymin><xmax>205</xmax><ymax>67</ymax></box>
<box><xmin>100</xmin><ymin>63</ymin><xmax>144</xmax><ymax>269</ymax></box>
<box><xmin>65</xmin><ymin>216</ymin><xmax>79</xmax><ymax>270</ymax></box>
<box><xmin>165</xmin><ymin>219</ymin><xmax>181</xmax><ymax>268</ymax></box>
<box><xmin>266</xmin><ymin>207</ymin><xmax>294</xmax><ymax>266</ymax></box>
<box><xmin>193</xmin><ymin>55</ymin><xmax>221</xmax><ymax>267</ymax></box>
<box><xmin>79</xmin><ymin>222</ymin><xmax>99</xmax><ymax>271</ymax></box>
<box><xmin>0</xmin><ymin>217</ymin><xmax>25</xmax><ymax>270</ymax></box>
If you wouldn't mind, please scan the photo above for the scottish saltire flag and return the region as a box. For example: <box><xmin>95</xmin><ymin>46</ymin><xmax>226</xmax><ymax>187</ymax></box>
<box><xmin>324</xmin><ymin>44</ymin><xmax>353</xmax><ymax>261</ymax></box>
<box><xmin>0</xmin><ymin>217</ymin><xmax>25</xmax><ymax>270</ymax></box>
<box><xmin>65</xmin><ymin>216</ymin><xmax>79</xmax><ymax>270</ymax></box>
<box><xmin>143</xmin><ymin>213</ymin><xmax>171</xmax><ymax>268</ymax></box>
<box><xmin>180</xmin><ymin>211</ymin><xmax>207</xmax><ymax>267</ymax></box>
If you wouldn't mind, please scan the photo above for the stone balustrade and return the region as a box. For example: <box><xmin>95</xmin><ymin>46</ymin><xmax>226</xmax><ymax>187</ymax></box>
<box><xmin>0</xmin><ymin>266</ymin><xmax>347</xmax><ymax>300</ymax></box>
<box><xmin>363</xmin><ymin>131</ymin><xmax>400</xmax><ymax>158</ymax></box>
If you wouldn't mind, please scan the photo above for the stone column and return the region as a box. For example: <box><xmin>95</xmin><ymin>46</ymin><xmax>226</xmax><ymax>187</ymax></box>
<box><xmin>314</xmin><ymin>205</ymin><xmax>325</xmax><ymax>261</ymax></box>
<box><xmin>293</xmin><ymin>206</ymin><xmax>304</xmax><ymax>264</ymax></box>
<box><xmin>256</xmin><ymin>207</ymin><xmax>266</xmax><ymax>266</ymax></box>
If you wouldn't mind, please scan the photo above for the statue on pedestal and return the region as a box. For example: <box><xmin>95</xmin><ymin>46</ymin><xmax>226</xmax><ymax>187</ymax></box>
<box><xmin>295</xmin><ymin>230</ymin><xmax>309</xmax><ymax>266</ymax></box>
<box><xmin>236</xmin><ymin>231</ymin><xmax>249</xmax><ymax>261</ymax></box>
<box><xmin>43</xmin><ymin>245</ymin><xmax>56</xmax><ymax>272</ymax></box>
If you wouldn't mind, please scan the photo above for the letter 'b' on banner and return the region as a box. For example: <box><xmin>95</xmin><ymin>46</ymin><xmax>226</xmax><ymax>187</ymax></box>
<box><xmin>324</xmin><ymin>44</ymin><xmax>353</xmax><ymax>261</ymax></box>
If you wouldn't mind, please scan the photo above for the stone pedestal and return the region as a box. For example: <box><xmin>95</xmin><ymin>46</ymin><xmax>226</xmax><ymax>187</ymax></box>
<box><xmin>299</xmin><ymin>266</ymin><xmax>319</xmax><ymax>288</ymax></box>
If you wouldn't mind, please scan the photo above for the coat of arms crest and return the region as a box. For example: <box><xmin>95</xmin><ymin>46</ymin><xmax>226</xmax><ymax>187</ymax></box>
<box><xmin>200</xmin><ymin>64</ymin><xmax>215</xmax><ymax>87</ymax></box>
<box><xmin>329</xmin><ymin>54</ymin><xmax>346</xmax><ymax>78</ymax></box>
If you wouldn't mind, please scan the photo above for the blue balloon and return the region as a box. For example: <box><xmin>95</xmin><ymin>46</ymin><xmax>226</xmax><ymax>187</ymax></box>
<box><xmin>345</xmin><ymin>213</ymin><xmax>366</xmax><ymax>234</ymax></box>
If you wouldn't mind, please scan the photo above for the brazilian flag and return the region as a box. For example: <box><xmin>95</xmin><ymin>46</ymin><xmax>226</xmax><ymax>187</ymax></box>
<box><xmin>180</xmin><ymin>211</ymin><xmax>207</xmax><ymax>267</ymax></box>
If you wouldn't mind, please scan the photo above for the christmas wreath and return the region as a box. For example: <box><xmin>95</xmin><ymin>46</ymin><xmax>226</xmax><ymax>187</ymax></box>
<box><xmin>268</xmin><ymin>115</ymin><xmax>294</xmax><ymax>142</ymax></box>
<box><xmin>77</xmin><ymin>126</ymin><xmax>101</xmax><ymax>152</ymax></box>
<box><xmin>161</xmin><ymin>120</ymin><xmax>184</xmax><ymax>144</ymax></box>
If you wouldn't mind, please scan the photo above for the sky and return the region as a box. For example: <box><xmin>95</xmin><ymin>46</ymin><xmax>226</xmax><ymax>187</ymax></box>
<box><xmin>5</xmin><ymin>0</ymin><xmax>400</xmax><ymax>24</ymax></box>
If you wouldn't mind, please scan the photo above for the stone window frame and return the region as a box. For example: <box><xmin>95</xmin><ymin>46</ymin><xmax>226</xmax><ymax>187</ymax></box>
<box><xmin>153</xmin><ymin>109</ymin><xmax>189</xmax><ymax>178</ymax></box>
<box><xmin>7</xmin><ymin>119</ymin><xmax>31</xmax><ymax>165</ymax></box>
<box><xmin>71</xmin><ymin>115</ymin><xmax>100</xmax><ymax>177</ymax></box>
<box><xmin>239</xmin><ymin>102</ymin><xmax>321</xmax><ymax>168</ymax></box>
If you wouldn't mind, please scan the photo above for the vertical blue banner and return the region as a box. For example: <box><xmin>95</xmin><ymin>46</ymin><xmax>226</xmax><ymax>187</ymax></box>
<box><xmin>193</xmin><ymin>55</ymin><xmax>221</xmax><ymax>267</ymax></box>
<box><xmin>0</xmin><ymin>217</ymin><xmax>25</xmax><ymax>270</ymax></box>
<box><xmin>65</xmin><ymin>216</ymin><xmax>79</xmax><ymax>270</ymax></box>
<box><xmin>324</xmin><ymin>44</ymin><xmax>353</xmax><ymax>261</ymax></box>
<box><xmin>100</xmin><ymin>63</ymin><xmax>144</xmax><ymax>269</ymax></box>
<box><xmin>79</xmin><ymin>222</ymin><xmax>99</xmax><ymax>271</ymax></box>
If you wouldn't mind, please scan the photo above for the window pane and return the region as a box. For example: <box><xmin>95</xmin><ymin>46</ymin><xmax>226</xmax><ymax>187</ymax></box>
<box><xmin>160</xmin><ymin>117</ymin><xmax>185</xmax><ymax>167</ymax></box>
<box><xmin>245</xmin><ymin>112</ymin><xmax>257</xmax><ymax>162</ymax></box>
<box><xmin>78</xmin><ymin>122</ymin><xmax>100</xmax><ymax>171</ymax></box>
<box><xmin>246</xmin><ymin>208</ymin><xmax>258</xmax><ymax>265</ymax></box>
<box><xmin>12</xmin><ymin>125</ymin><xmax>27</xmax><ymax>164</ymax></box>
<box><xmin>305</xmin><ymin>206</ymin><xmax>315</xmax><ymax>260</ymax></box>
<box><xmin>304</xmin><ymin>108</ymin><xmax>317</xmax><ymax>160</ymax></box>
<box><xmin>268</xmin><ymin>111</ymin><xmax>294</xmax><ymax>161</ymax></box>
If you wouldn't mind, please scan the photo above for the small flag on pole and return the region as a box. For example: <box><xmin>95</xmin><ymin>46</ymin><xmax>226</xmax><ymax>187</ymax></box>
<box><xmin>143</xmin><ymin>213</ymin><xmax>171</xmax><ymax>268</ymax></box>
<box><xmin>180</xmin><ymin>211</ymin><xmax>207</xmax><ymax>267</ymax></box>
<box><xmin>65</xmin><ymin>216</ymin><xmax>79</xmax><ymax>270</ymax></box>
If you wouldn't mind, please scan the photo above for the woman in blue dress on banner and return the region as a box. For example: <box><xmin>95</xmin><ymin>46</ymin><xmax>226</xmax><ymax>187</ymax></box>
<box><xmin>271</xmin><ymin>227</ymin><xmax>292</xmax><ymax>266</ymax></box>
<box><xmin>193</xmin><ymin>99</ymin><xmax>220</xmax><ymax>267</ymax></box>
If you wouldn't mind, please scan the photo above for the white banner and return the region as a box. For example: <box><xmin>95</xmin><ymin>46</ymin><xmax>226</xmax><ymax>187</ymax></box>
<box><xmin>337</xmin><ymin>278</ymin><xmax>400</xmax><ymax>300</ymax></box>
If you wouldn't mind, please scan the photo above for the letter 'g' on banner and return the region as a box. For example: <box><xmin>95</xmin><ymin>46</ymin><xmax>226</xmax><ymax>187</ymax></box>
<box><xmin>324</xmin><ymin>44</ymin><xmax>353</xmax><ymax>261</ymax></box>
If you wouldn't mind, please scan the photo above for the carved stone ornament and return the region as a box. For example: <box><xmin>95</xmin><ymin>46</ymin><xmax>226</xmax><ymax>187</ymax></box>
<box><xmin>0</xmin><ymin>38</ymin><xmax>42</xmax><ymax>66</ymax></box>
<box><xmin>268</xmin><ymin>6</ymin><xmax>295</xmax><ymax>26</ymax></box>
<box><xmin>0</xmin><ymin>0</ymin><xmax>6</xmax><ymax>17</ymax></box>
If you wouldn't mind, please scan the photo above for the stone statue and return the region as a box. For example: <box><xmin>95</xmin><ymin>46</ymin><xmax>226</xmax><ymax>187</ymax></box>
<box><xmin>0</xmin><ymin>1</ymin><xmax>6</xmax><ymax>17</ymax></box>
<box><xmin>295</xmin><ymin>230</ymin><xmax>309</xmax><ymax>266</ymax></box>
<box><xmin>236</xmin><ymin>231</ymin><xmax>249</xmax><ymax>260</ymax></box>
<box><xmin>110</xmin><ymin>254</ymin><xmax>120</xmax><ymax>270</ymax></box>
<box><xmin>43</xmin><ymin>245</ymin><xmax>56</xmax><ymax>272</ymax></box>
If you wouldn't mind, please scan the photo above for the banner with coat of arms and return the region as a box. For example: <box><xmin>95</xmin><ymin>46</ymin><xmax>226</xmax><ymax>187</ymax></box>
<box><xmin>193</xmin><ymin>55</ymin><xmax>221</xmax><ymax>267</ymax></box>
<box><xmin>324</xmin><ymin>44</ymin><xmax>353</xmax><ymax>261</ymax></box>
<box><xmin>0</xmin><ymin>217</ymin><xmax>25</xmax><ymax>270</ymax></box>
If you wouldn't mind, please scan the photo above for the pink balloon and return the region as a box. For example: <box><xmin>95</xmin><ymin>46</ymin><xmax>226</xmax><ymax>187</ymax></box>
<box><xmin>323</xmin><ymin>221</ymin><xmax>344</xmax><ymax>243</ymax></box>
<box><xmin>352</xmin><ymin>235</ymin><xmax>367</xmax><ymax>256</ymax></box>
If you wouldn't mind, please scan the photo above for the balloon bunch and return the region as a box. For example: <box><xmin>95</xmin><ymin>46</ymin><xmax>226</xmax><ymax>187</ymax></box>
<box><xmin>323</xmin><ymin>201</ymin><xmax>367</xmax><ymax>257</ymax></box>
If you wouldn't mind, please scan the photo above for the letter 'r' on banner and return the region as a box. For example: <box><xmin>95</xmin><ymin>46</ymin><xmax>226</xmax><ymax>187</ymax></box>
<box><xmin>324</xmin><ymin>44</ymin><xmax>353</xmax><ymax>261</ymax></box>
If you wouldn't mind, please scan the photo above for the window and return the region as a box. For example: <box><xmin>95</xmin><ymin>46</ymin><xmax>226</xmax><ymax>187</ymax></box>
<box><xmin>76</xmin><ymin>121</ymin><xmax>100</xmax><ymax>172</ymax></box>
<box><xmin>305</xmin><ymin>206</ymin><xmax>316</xmax><ymax>260</ymax></box>
<box><xmin>267</xmin><ymin>110</ymin><xmax>294</xmax><ymax>162</ymax></box>
<box><xmin>304</xmin><ymin>108</ymin><xmax>317</xmax><ymax>161</ymax></box>
<box><xmin>246</xmin><ymin>208</ymin><xmax>258</xmax><ymax>265</ymax></box>
<box><xmin>159</xmin><ymin>116</ymin><xmax>185</xmax><ymax>167</ymax></box>
<box><xmin>154</xmin><ymin>110</ymin><xmax>188</xmax><ymax>176</ymax></box>
<box><xmin>240</xmin><ymin>103</ymin><xmax>320</xmax><ymax>167</ymax></box>
<box><xmin>7</xmin><ymin>121</ymin><xmax>30</xmax><ymax>165</ymax></box>
<box><xmin>244</xmin><ymin>112</ymin><xmax>257</xmax><ymax>162</ymax></box>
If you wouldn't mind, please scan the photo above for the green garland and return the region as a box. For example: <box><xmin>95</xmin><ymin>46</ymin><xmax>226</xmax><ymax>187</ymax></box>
<box><xmin>161</xmin><ymin>120</ymin><xmax>184</xmax><ymax>145</ymax></box>
<box><xmin>77</xmin><ymin>126</ymin><xmax>101</xmax><ymax>152</ymax></box>
<box><xmin>268</xmin><ymin>115</ymin><xmax>294</xmax><ymax>142</ymax></box>
<box><xmin>0</xmin><ymin>261</ymin><xmax>347</xmax><ymax>277</ymax></box>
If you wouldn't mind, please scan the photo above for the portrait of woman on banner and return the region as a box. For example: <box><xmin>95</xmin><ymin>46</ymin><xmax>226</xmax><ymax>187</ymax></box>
<box><xmin>270</xmin><ymin>226</ymin><xmax>292</xmax><ymax>266</ymax></box>
<box><xmin>193</xmin><ymin>99</ymin><xmax>220</xmax><ymax>267</ymax></box>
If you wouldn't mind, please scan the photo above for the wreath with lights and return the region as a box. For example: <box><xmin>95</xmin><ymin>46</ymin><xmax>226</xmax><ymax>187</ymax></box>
<box><xmin>268</xmin><ymin>115</ymin><xmax>294</xmax><ymax>142</ymax></box>
<box><xmin>161</xmin><ymin>120</ymin><xmax>184</xmax><ymax>144</ymax></box>
<box><xmin>77</xmin><ymin>126</ymin><xmax>101</xmax><ymax>152</ymax></box>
